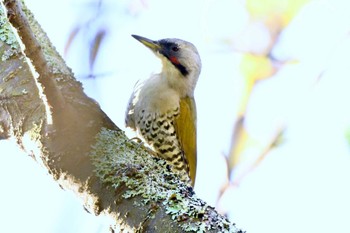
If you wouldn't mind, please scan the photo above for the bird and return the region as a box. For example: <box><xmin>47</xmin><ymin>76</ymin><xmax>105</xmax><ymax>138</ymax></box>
<box><xmin>125</xmin><ymin>35</ymin><xmax>201</xmax><ymax>187</ymax></box>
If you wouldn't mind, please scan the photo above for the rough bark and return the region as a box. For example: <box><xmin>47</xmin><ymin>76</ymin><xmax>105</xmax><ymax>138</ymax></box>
<box><xmin>0</xmin><ymin>1</ymin><xmax>244</xmax><ymax>232</ymax></box>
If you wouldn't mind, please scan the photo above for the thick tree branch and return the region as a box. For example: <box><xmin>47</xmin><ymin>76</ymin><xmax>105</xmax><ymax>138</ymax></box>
<box><xmin>0</xmin><ymin>1</ymin><xmax>243</xmax><ymax>232</ymax></box>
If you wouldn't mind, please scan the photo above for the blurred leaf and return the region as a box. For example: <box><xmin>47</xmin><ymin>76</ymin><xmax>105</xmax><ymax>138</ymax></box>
<box><xmin>246</xmin><ymin>0</ymin><xmax>286</xmax><ymax>18</ymax></box>
<box><xmin>281</xmin><ymin>0</ymin><xmax>310</xmax><ymax>26</ymax></box>
<box><xmin>345</xmin><ymin>128</ymin><xmax>350</xmax><ymax>147</ymax></box>
<box><xmin>228</xmin><ymin>116</ymin><xmax>249</xmax><ymax>173</ymax></box>
<box><xmin>271</xmin><ymin>127</ymin><xmax>285</xmax><ymax>148</ymax></box>
<box><xmin>237</xmin><ymin>54</ymin><xmax>272</xmax><ymax>118</ymax></box>
<box><xmin>240</xmin><ymin>53</ymin><xmax>274</xmax><ymax>83</ymax></box>
<box><xmin>64</xmin><ymin>26</ymin><xmax>81</xmax><ymax>57</ymax></box>
<box><xmin>89</xmin><ymin>29</ymin><xmax>106</xmax><ymax>73</ymax></box>
<box><xmin>246</xmin><ymin>0</ymin><xmax>310</xmax><ymax>27</ymax></box>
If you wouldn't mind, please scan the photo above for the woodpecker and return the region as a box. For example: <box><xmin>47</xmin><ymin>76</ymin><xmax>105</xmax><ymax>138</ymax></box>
<box><xmin>125</xmin><ymin>35</ymin><xmax>201</xmax><ymax>187</ymax></box>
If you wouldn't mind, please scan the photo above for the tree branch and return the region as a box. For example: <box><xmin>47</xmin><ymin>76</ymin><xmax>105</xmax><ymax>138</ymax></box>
<box><xmin>5</xmin><ymin>0</ymin><xmax>66</xmax><ymax>123</ymax></box>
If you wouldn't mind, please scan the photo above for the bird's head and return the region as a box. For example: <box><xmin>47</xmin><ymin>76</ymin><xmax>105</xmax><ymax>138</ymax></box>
<box><xmin>132</xmin><ymin>34</ymin><xmax>201</xmax><ymax>97</ymax></box>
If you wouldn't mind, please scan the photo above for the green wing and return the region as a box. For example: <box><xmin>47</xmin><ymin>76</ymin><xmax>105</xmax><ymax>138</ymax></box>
<box><xmin>175</xmin><ymin>97</ymin><xmax>197</xmax><ymax>186</ymax></box>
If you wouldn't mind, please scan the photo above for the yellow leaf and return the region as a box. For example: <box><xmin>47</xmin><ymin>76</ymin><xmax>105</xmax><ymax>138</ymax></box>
<box><xmin>246</xmin><ymin>0</ymin><xmax>310</xmax><ymax>27</ymax></box>
<box><xmin>228</xmin><ymin>117</ymin><xmax>249</xmax><ymax>172</ymax></box>
<box><xmin>282</xmin><ymin>0</ymin><xmax>310</xmax><ymax>26</ymax></box>
<box><xmin>240</xmin><ymin>54</ymin><xmax>273</xmax><ymax>83</ymax></box>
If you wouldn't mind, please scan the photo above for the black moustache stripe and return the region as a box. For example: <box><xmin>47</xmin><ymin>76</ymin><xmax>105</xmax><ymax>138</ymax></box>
<box><xmin>171</xmin><ymin>61</ymin><xmax>189</xmax><ymax>76</ymax></box>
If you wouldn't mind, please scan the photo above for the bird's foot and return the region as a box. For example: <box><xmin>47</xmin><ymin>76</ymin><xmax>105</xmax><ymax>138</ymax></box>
<box><xmin>130</xmin><ymin>137</ymin><xmax>157</xmax><ymax>157</ymax></box>
<box><xmin>130</xmin><ymin>137</ymin><xmax>143</xmax><ymax>144</ymax></box>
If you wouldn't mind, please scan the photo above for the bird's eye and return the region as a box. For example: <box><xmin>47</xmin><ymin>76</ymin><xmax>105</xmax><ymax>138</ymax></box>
<box><xmin>172</xmin><ymin>46</ymin><xmax>179</xmax><ymax>52</ymax></box>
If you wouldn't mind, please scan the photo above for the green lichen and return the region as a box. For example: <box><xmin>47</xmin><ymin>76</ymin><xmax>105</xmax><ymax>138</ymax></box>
<box><xmin>21</xmin><ymin>2</ymin><xmax>72</xmax><ymax>76</ymax></box>
<box><xmin>0</xmin><ymin>4</ymin><xmax>20</xmax><ymax>61</ymax></box>
<box><xmin>90</xmin><ymin>128</ymin><xmax>242</xmax><ymax>233</ymax></box>
<box><xmin>90</xmin><ymin>128</ymin><xmax>179</xmax><ymax>202</ymax></box>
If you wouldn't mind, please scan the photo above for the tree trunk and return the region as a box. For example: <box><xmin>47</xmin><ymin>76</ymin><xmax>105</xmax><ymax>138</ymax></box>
<box><xmin>0</xmin><ymin>1</ymin><xmax>243</xmax><ymax>232</ymax></box>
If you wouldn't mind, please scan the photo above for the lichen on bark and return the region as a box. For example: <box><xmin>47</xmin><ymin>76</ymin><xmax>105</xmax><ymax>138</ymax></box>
<box><xmin>90</xmin><ymin>128</ymin><xmax>241</xmax><ymax>232</ymax></box>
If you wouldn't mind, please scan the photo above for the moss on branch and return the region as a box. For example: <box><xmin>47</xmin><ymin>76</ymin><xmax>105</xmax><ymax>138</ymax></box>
<box><xmin>91</xmin><ymin>128</ymin><xmax>242</xmax><ymax>233</ymax></box>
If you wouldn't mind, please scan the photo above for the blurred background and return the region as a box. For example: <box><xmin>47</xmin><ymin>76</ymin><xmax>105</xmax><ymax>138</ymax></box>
<box><xmin>1</xmin><ymin>0</ymin><xmax>350</xmax><ymax>232</ymax></box>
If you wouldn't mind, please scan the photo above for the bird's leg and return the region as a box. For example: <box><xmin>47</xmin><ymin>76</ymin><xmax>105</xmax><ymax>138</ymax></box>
<box><xmin>130</xmin><ymin>136</ymin><xmax>143</xmax><ymax>144</ymax></box>
<box><xmin>130</xmin><ymin>137</ymin><xmax>158</xmax><ymax>157</ymax></box>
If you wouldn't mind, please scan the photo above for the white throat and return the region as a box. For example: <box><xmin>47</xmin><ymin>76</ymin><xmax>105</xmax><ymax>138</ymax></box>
<box><xmin>160</xmin><ymin>57</ymin><xmax>199</xmax><ymax>98</ymax></box>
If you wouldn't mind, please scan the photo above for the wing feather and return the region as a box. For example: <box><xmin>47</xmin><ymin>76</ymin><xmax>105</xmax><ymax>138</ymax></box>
<box><xmin>125</xmin><ymin>80</ymin><xmax>143</xmax><ymax>130</ymax></box>
<box><xmin>174</xmin><ymin>97</ymin><xmax>197</xmax><ymax>186</ymax></box>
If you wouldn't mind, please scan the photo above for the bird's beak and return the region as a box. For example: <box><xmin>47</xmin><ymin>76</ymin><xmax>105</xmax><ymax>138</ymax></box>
<box><xmin>132</xmin><ymin>35</ymin><xmax>161</xmax><ymax>52</ymax></box>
